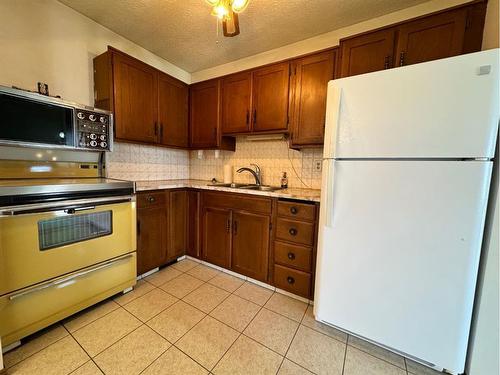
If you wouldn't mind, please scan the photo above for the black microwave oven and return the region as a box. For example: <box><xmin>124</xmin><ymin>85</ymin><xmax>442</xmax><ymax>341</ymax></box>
<box><xmin>0</xmin><ymin>86</ymin><xmax>113</xmax><ymax>151</ymax></box>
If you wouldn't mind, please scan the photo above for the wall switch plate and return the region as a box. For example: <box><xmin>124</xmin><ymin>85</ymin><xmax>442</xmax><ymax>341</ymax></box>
<box><xmin>37</xmin><ymin>82</ymin><xmax>49</xmax><ymax>96</ymax></box>
<box><xmin>315</xmin><ymin>161</ymin><xmax>322</xmax><ymax>171</ymax></box>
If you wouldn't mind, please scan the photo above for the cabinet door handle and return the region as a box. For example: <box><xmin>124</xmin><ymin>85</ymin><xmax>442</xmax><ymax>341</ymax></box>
<box><xmin>290</xmin><ymin>207</ymin><xmax>298</xmax><ymax>215</ymax></box>
<box><xmin>148</xmin><ymin>196</ymin><xmax>156</xmax><ymax>203</ymax></box>
<box><xmin>289</xmin><ymin>228</ymin><xmax>297</xmax><ymax>236</ymax></box>
<box><xmin>233</xmin><ymin>220</ymin><xmax>238</xmax><ymax>235</ymax></box>
<box><xmin>226</xmin><ymin>219</ymin><xmax>231</xmax><ymax>233</ymax></box>
<box><xmin>287</xmin><ymin>252</ymin><xmax>295</xmax><ymax>260</ymax></box>
<box><xmin>384</xmin><ymin>55</ymin><xmax>391</xmax><ymax>69</ymax></box>
<box><xmin>399</xmin><ymin>52</ymin><xmax>405</xmax><ymax>67</ymax></box>
<box><xmin>287</xmin><ymin>276</ymin><xmax>295</xmax><ymax>284</ymax></box>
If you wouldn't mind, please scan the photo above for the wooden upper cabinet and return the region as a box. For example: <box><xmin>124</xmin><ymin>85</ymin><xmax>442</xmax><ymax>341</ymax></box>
<box><xmin>221</xmin><ymin>72</ymin><xmax>252</xmax><ymax>134</ymax></box>
<box><xmin>339</xmin><ymin>28</ymin><xmax>396</xmax><ymax>78</ymax></box>
<box><xmin>158</xmin><ymin>73</ymin><xmax>189</xmax><ymax>148</ymax></box>
<box><xmin>290</xmin><ymin>50</ymin><xmax>336</xmax><ymax>147</ymax></box>
<box><xmin>112</xmin><ymin>52</ymin><xmax>159</xmax><ymax>143</ymax></box>
<box><xmin>252</xmin><ymin>62</ymin><xmax>290</xmax><ymax>132</ymax></box>
<box><xmin>395</xmin><ymin>8</ymin><xmax>468</xmax><ymax>67</ymax></box>
<box><xmin>231</xmin><ymin>211</ymin><xmax>270</xmax><ymax>282</ymax></box>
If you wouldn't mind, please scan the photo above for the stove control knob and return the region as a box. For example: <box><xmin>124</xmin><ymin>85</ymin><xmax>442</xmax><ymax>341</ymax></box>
<box><xmin>99</xmin><ymin>116</ymin><xmax>107</xmax><ymax>124</ymax></box>
<box><xmin>77</xmin><ymin>112</ymin><xmax>85</xmax><ymax>119</ymax></box>
<box><xmin>100</xmin><ymin>134</ymin><xmax>106</xmax><ymax>141</ymax></box>
<box><xmin>90</xmin><ymin>140</ymin><xmax>98</xmax><ymax>147</ymax></box>
<box><xmin>89</xmin><ymin>114</ymin><xmax>96</xmax><ymax>122</ymax></box>
<box><xmin>100</xmin><ymin>141</ymin><xmax>107</xmax><ymax>148</ymax></box>
<box><xmin>89</xmin><ymin>133</ymin><xmax>97</xmax><ymax>140</ymax></box>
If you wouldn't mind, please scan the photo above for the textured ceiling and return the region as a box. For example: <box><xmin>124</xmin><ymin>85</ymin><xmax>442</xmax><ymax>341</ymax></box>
<box><xmin>58</xmin><ymin>0</ymin><xmax>430</xmax><ymax>72</ymax></box>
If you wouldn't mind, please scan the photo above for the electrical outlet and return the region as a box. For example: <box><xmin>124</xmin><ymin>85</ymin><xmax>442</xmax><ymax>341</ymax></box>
<box><xmin>315</xmin><ymin>161</ymin><xmax>322</xmax><ymax>171</ymax></box>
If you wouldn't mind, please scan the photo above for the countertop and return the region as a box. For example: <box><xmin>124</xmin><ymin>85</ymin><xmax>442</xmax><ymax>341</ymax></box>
<box><xmin>134</xmin><ymin>179</ymin><xmax>321</xmax><ymax>202</ymax></box>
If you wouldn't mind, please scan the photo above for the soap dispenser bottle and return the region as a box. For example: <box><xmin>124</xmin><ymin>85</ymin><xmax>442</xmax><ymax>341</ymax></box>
<box><xmin>280</xmin><ymin>172</ymin><xmax>288</xmax><ymax>189</ymax></box>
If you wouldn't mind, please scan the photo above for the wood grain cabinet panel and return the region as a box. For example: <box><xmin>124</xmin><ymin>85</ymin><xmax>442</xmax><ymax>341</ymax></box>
<box><xmin>395</xmin><ymin>8</ymin><xmax>468</xmax><ymax>67</ymax></box>
<box><xmin>290</xmin><ymin>50</ymin><xmax>336</xmax><ymax>147</ymax></box>
<box><xmin>277</xmin><ymin>201</ymin><xmax>316</xmax><ymax>222</ymax></box>
<box><xmin>112</xmin><ymin>52</ymin><xmax>158</xmax><ymax>143</ymax></box>
<box><xmin>274</xmin><ymin>265</ymin><xmax>311</xmax><ymax>298</ymax></box>
<box><xmin>158</xmin><ymin>73</ymin><xmax>189</xmax><ymax>148</ymax></box>
<box><xmin>202</xmin><ymin>206</ymin><xmax>232</xmax><ymax>268</ymax></box>
<box><xmin>221</xmin><ymin>72</ymin><xmax>252</xmax><ymax>134</ymax></box>
<box><xmin>187</xmin><ymin>190</ymin><xmax>201</xmax><ymax>259</ymax></box>
<box><xmin>251</xmin><ymin>62</ymin><xmax>290</xmax><ymax>132</ymax></box>
<box><xmin>274</xmin><ymin>241</ymin><xmax>312</xmax><ymax>273</ymax></box>
<box><xmin>137</xmin><ymin>204</ymin><xmax>168</xmax><ymax>275</ymax></box>
<box><xmin>231</xmin><ymin>211</ymin><xmax>270</xmax><ymax>282</ymax></box>
<box><xmin>339</xmin><ymin>28</ymin><xmax>396</xmax><ymax>78</ymax></box>
<box><xmin>190</xmin><ymin>80</ymin><xmax>220</xmax><ymax>148</ymax></box>
<box><xmin>168</xmin><ymin>190</ymin><xmax>188</xmax><ymax>259</ymax></box>
<box><xmin>276</xmin><ymin>218</ymin><xmax>315</xmax><ymax>246</ymax></box>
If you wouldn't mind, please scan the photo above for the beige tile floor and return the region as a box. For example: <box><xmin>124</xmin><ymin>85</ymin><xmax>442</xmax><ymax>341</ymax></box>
<box><xmin>3</xmin><ymin>259</ymin><xmax>443</xmax><ymax>375</ymax></box>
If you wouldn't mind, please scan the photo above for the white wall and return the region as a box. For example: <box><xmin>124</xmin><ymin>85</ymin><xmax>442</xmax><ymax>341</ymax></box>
<box><xmin>0</xmin><ymin>0</ymin><xmax>191</xmax><ymax>107</ymax></box>
<box><xmin>191</xmin><ymin>0</ymin><xmax>495</xmax><ymax>82</ymax></box>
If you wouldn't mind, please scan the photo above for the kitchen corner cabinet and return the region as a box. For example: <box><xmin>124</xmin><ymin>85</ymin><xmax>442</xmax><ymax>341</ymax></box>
<box><xmin>201</xmin><ymin>191</ymin><xmax>272</xmax><ymax>282</ymax></box>
<box><xmin>339</xmin><ymin>2</ymin><xmax>487</xmax><ymax>77</ymax></box>
<box><xmin>289</xmin><ymin>50</ymin><xmax>337</xmax><ymax>148</ymax></box>
<box><xmin>220</xmin><ymin>62</ymin><xmax>290</xmax><ymax>135</ymax></box>
<box><xmin>189</xmin><ymin>79</ymin><xmax>236</xmax><ymax>151</ymax></box>
<box><xmin>187</xmin><ymin>190</ymin><xmax>201</xmax><ymax>259</ymax></box>
<box><xmin>136</xmin><ymin>190</ymin><xmax>188</xmax><ymax>275</ymax></box>
<box><xmin>93</xmin><ymin>47</ymin><xmax>189</xmax><ymax>148</ymax></box>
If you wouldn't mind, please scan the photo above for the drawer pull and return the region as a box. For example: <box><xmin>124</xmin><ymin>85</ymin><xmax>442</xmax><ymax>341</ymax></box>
<box><xmin>287</xmin><ymin>252</ymin><xmax>296</xmax><ymax>260</ymax></box>
<box><xmin>289</xmin><ymin>228</ymin><xmax>297</xmax><ymax>236</ymax></box>
<box><xmin>148</xmin><ymin>196</ymin><xmax>155</xmax><ymax>203</ymax></box>
<box><xmin>290</xmin><ymin>207</ymin><xmax>298</xmax><ymax>214</ymax></box>
<box><xmin>287</xmin><ymin>276</ymin><xmax>295</xmax><ymax>284</ymax></box>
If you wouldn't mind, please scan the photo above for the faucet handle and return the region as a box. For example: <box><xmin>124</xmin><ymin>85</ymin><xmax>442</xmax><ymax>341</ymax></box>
<box><xmin>250</xmin><ymin>163</ymin><xmax>261</xmax><ymax>173</ymax></box>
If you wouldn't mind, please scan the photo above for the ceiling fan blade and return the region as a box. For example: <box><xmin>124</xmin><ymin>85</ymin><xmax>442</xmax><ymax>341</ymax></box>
<box><xmin>223</xmin><ymin>11</ymin><xmax>240</xmax><ymax>37</ymax></box>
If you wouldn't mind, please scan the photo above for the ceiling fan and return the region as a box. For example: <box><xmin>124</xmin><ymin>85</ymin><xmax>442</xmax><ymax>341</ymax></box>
<box><xmin>205</xmin><ymin>0</ymin><xmax>250</xmax><ymax>37</ymax></box>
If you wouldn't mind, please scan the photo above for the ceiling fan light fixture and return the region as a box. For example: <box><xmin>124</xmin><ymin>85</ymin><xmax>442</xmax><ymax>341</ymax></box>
<box><xmin>231</xmin><ymin>0</ymin><xmax>249</xmax><ymax>13</ymax></box>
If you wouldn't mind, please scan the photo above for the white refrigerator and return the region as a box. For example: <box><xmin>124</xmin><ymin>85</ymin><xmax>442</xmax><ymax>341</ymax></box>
<box><xmin>314</xmin><ymin>49</ymin><xmax>499</xmax><ymax>375</ymax></box>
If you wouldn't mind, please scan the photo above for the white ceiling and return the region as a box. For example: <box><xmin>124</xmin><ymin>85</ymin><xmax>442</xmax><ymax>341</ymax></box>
<box><xmin>58</xmin><ymin>0</ymin><xmax>430</xmax><ymax>73</ymax></box>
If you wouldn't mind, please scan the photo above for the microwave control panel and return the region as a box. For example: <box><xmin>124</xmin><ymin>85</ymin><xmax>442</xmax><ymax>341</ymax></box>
<box><xmin>76</xmin><ymin>110</ymin><xmax>112</xmax><ymax>151</ymax></box>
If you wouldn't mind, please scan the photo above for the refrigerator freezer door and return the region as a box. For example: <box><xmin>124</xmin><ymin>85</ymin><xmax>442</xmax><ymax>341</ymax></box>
<box><xmin>314</xmin><ymin>160</ymin><xmax>492</xmax><ymax>374</ymax></box>
<box><xmin>324</xmin><ymin>49</ymin><xmax>499</xmax><ymax>159</ymax></box>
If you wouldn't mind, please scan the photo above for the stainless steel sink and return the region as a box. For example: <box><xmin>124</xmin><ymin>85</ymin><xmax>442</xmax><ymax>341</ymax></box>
<box><xmin>207</xmin><ymin>183</ymin><xmax>282</xmax><ymax>191</ymax></box>
<box><xmin>208</xmin><ymin>182</ymin><xmax>248</xmax><ymax>188</ymax></box>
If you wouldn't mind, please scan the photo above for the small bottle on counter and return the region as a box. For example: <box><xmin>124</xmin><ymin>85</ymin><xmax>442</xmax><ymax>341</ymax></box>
<box><xmin>280</xmin><ymin>172</ymin><xmax>288</xmax><ymax>189</ymax></box>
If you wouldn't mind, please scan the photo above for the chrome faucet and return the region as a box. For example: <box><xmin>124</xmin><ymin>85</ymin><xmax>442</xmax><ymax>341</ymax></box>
<box><xmin>237</xmin><ymin>164</ymin><xmax>261</xmax><ymax>185</ymax></box>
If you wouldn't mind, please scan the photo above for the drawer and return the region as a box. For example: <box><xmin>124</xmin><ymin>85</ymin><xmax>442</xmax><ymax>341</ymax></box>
<box><xmin>274</xmin><ymin>264</ymin><xmax>311</xmax><ymax>298</ymax></box>
<box><xmin>274</xmin><ymin>241</ymin><xmax>312</xmax><ymax>272</ymax></box>
<box><xmin>276</xmin><ymin>218</ymin><xmax>315</xmax><ymax>246</ymax></box>
<box><xmin>137</xmin><ymin>191</ymin><xmax>166</xmax><ymax>208</ymax></box>
<box><xmin>202</xmin><ymin>191</ymin><xmax>272</xmax><ymax>214</ymax></box>
<box><xmin>277</xmin><ymin>201</ymin><xmax>316</xmax><ymax>222</ymax></box>
<box><xmin>0</xmin><ymin>253</ymin><xmax>136</xmax><ymax>346</ymax></box>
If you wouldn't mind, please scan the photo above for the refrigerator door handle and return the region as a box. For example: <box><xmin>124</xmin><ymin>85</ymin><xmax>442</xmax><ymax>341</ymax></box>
<box><xmin>320</xmin><ymin>160</ymin><xmax>336</xmax><ymax>228</ymax></box>
<box><xmin>323</xmin><ymin>86</ymin><xmax>342</xmax><ymax>159</ymax></box>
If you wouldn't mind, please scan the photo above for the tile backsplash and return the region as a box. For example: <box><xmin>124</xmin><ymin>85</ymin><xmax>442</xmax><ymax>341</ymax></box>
<box><xmin>106</xmin><ymin>142</ymin><xmax>190</xmax><ymax>181</ymax></box>
<box><xmin>189</xmin><ymin>138</ymin><xmax>323</xmax><ymax>189</ymax></box>
<box><xmin>106</xmin><ymin>139</ymin><xmax>323</xmax><ymax>189</ymax></box>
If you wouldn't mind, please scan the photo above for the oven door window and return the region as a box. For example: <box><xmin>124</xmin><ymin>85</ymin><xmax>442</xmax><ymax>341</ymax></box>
<box><xmin>38</xmin><ymin>211</ymin><xmax>112</xmax><ymax>250</ymax></box>
<box><xmin>0</xmin><ymin>93</ymin><xmax>75</xmax><ymax>147</ymax></box>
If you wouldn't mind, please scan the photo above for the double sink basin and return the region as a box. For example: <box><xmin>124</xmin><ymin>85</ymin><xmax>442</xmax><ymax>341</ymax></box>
<box><xmin>208</xmin><ymin>182</ymin><xmax>283</xmax><ymax>192</ymax></box>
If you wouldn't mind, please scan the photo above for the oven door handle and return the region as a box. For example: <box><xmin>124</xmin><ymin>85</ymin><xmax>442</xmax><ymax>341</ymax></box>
<box><xmin>0</xmin><ymin>195</ymin><xmax>132</xmax><ymax>216</ymax></box>
<box><xmin>8</xmin><ymin>254</ymin><xmax>134</xmax><ymax>301</ymax></box>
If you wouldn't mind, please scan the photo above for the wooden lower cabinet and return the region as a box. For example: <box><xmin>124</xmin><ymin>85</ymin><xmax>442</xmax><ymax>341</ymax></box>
<box><xmin>168</xmin><ymin>190</ymin><xmax>188</xmax><ymax>259</ymax></box>
<box><xmin>187</xmin><ymin>190</ymin><xmax>201</xmax><ymax>258</ymax></box>
<box><xmin>231</xmin><ymin>211</ymin><xmax>270</xmax><ymax>282</ymax></box>
<box><xmin>137</xmin><ymin>203</ymin><xmax>168</xmax><ymax>275</ymax></box>
<box><xmin>202</xmin><ymin>207</ymin><xmax>232</xmax><ymax>268</ymax></box>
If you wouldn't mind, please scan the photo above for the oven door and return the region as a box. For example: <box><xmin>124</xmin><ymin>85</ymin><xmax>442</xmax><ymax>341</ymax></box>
<box><xmin>0</xmin><ymin>196</ymin><xmax>136</xmax><ymax>296</ymax></box>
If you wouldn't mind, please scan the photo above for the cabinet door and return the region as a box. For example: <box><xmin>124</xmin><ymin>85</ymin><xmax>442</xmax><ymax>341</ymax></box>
<box><xmin>168</xmin><ymin>190</ymin><xmax>188</xmax><ymax>259</ymax></box>
<box><xmin>395</xmin><ymin>8</ymin><xmax>467</xmax><ymax>67</ymax></box>
<box><xmin>231</xmin><ymin>211</ymin><xmax>270</xmax><ymax>282</ymax></box>
<box><xmin>112</xmin><ymin>52</ymin><xmax>158</xmax><ymax>143</ymax></box>
<box><xmin>290</xmin><ymin>50</ymin><xmax>336</xmax><ymax>147</ymax></box>
<box><xmin>339</xmin><ymin>28</ymin><xmax>396</xmax><ymax>77</ymax></box>
<box><xmin>221</xmin><ymin>72</ymin><xmax>252</xmax><ymax>134</ymax></box>
<box><xmin>251</xmin><ymin>62</ymin><xmax>290</xmax><ymax>132</ymax></box>
<box><xmin>202</xmin><ymin>207</ymin><xmax>231</xmax><ymax>268</ymax></box>
<box><xmin>158</xmin><ymin>73</ymin><xmax>189</xmax><ymax>148</ymax></box>
<box><xmin>189</xmin><ymin>80</ymin><xmax>220</xmax><ymax>148</ymax></box>
<box><xmin>187</xmin><ymin>190</ymin><xmax>201</xmax><ymax>259</ymax></box>
<box><xmin>137</xmin><ymin>206</ymin><xmax>167</xmax><ymax>275</ymax></box>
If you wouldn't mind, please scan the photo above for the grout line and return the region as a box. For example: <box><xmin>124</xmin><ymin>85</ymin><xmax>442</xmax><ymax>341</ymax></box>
<box><xmin>341</xmin><ymin>340</ymin><xmax>348</xmax><ymax>375</ymax></box>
